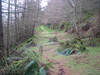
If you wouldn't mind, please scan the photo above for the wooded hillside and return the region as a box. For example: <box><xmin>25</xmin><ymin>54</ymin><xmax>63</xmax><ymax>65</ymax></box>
<box><xmin>0</xmin><ymin>0</ymin><xmax>100</xmax><ymax>75</ymax></box>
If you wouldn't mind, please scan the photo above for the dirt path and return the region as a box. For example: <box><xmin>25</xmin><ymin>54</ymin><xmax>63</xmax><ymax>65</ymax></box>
<box><xmin>34</xmin><ymin>27</ymin><xmax>100</xmax><ymax>75</ymax></box>
<box><xmin>43</xmin><ymin>45</ymin><xmax>72</xmax><ymax>75</ymax></box>
<box><xmin>38</xmin><ymin>31</ymin><xmax>72</xmax><ymax>75</ymax></box>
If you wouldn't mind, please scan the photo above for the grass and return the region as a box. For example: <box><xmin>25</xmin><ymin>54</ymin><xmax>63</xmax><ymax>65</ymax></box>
<box><xmin>87</xmin><ymin>47</ymin><xmax>100</xmax><ymax>55</ymax></box>
<box><xmin>64</xmin><ymin>47</ymin><xmax>100</xmax><ymax>75</ymax></box>
<box><xmin>35</xmin><ymin>25</ymin><xmax>54</xmax><ymax>32</ymax></box>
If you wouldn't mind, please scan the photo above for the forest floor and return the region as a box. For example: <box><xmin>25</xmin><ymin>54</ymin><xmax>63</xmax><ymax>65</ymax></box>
<box><xmin>18</xmin><ymin>26</ymin><xmax>100</xmax><ymax>75</ymax></box>
<box><xmin>33</xmin><ymin>26</ymin><xmax>73</xmax><ymax>75</ymax></box>
<box><xmin>37</xmin><ymin>32</ymin><xmax>72</xmax><ymax>75</ymax></box>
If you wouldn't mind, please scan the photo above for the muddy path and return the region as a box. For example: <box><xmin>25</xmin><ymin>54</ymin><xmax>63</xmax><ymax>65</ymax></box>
<box><xmin>37</xmin><ymin>31</ymin><xmax>72</xmax><ymax>75</ymax></box>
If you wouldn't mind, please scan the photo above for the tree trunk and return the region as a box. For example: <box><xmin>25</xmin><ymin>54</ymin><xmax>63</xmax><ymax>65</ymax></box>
<box><xmin>7</xmin><ymin>0</ymin><xmax>10</xmax><ymax>57</ymax></box>
<box><xmin>0</xmin><ymin>0</ymin><xmax>4</xmax><ymax>58</ymax></box>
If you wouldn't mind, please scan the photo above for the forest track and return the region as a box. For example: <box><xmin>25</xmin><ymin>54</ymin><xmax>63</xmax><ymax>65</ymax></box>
<box><xmin>43</xmin><ymin>47</ymin><xmax>72</xmax><ymax>75</ymax></box>
<box><xmin>38</xmin><ymin>31</ymin><xmax>72</xmax><ymax>75</ymax></box>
